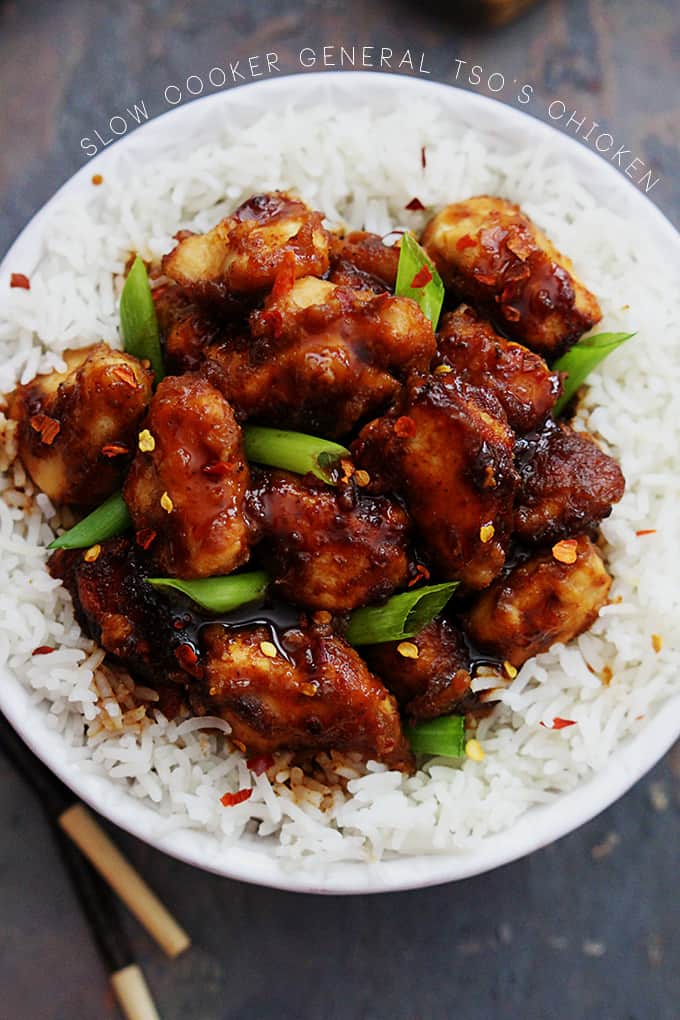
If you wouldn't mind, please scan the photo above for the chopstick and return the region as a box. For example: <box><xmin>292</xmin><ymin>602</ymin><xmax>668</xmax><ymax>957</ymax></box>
<box><xmin>54</xmin><ymin>825</ymin><xmax>161</xmax><ymax>1020</ymax></box>
<box><xmin>0</xmin><ymin>711</ymin><xmax>190</xmax><ymax>958</ymax></box>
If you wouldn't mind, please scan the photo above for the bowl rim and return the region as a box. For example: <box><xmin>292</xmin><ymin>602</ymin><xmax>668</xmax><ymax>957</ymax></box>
<box><xmin>1</xmin><ymin>70</ymin><xmax>678</xmax><ymax>895</ymax></box>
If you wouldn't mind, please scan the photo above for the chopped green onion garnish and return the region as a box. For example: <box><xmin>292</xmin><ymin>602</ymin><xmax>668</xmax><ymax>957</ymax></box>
<box><xmin>345</xmin><ymin>582</ymin><xmax>458</xmax><ymax>646</ymax></box>
<box><xmin>148</xmin><ymin>571</ymin><xmax>270</xmax><ymax>613</ymax></box>
<box><xmin>243</xmin><ymin>426</ymin><xmax>349</xmax><ymax>485</ymax></box>
<box><xmin>48</xmin><ymin>491</ymin><xmax>131</xmax><ymax>550</ymax></box>
<box><xmin>395</xmin><ymin>231</ymin><xmax>445</xmax><ymax>329</ymax></box>
<box><xmin>120</xmin><ymin>255</ymin><xmax>165</xmax><ymax>382</ymax></box>
<box><xmin>552</xmin><ymin>331</ymin><xmax>635</xmax><ymax>417</ymax></box>
<box><xmin>407</xmin><ymin>714</ymin><xmax>466</xmax><ymax>757</ymax></box>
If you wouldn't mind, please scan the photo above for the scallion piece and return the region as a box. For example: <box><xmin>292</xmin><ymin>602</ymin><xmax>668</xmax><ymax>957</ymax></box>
<box><xmin>407</xmin><ymin>715</ymin><xmax>466</xmax><ymax>757</ymax></box>
<box><xmin>148</xmin><ymin>571</ymin><xmax>270</xmax><ymax>613</ymax></box>
<box><xmin>48</xmin><ymin>491</ymin><xmax>131</xmax><ymax>550</ymax></box>
<box><xmin>243</xmin><ymin>426</ymin><xmax>349</xmax><ymax>484</ymax></box>
<box><xmin>395</xmin><ymin>231</ymin><xmax>445</xmax><ymax>329</ymax></box>
<box><xmin>345</xmin><ymin>582</ymin><xmax>458</xmax><ymax>646</ymax></box>
<box><xmin>120</xmin><ymin>255</ymin><xmax>165</xmax><ymax>382</ymax></box>
<box><xmin>552</xmin><ymin>331</ymin><xmax>635</xmax><ymax>417</ymax></box>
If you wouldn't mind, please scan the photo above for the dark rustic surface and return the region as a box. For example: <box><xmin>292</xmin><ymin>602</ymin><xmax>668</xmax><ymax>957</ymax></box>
<box><xmin>1</xmin><ymin>1</ymin><xmax>678</xmax><ymax>1018</ymax></box>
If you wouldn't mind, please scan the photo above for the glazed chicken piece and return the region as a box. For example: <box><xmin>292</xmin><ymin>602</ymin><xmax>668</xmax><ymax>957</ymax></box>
<box><xmin>195</xmin><ymin>623</ymin><xmax>413</xmax><ymax>770</ymax></box>
<box><xmin>7</xmin><ymin>343</ymin><xmax>153</xmax><ymax>508</ymax></box>
<box><xmin>465</xmin><ymin>535</ymin><xmax>612</xmax><ymax>667</ymax></box>
<box><xmin>162</xmin><ymin>192</ymin><xmax>330</xmax><ymax>302</ymax></box>
<box><xmin>328</xmin><ymin>231</ymin><xmax>400</xmax><ymax>293</ymax></box>
<box><xmin>123</xmin><ymin>374</ymin><xmax>251</xmax><ymax>578</ymax></box>
<box><xmin>422</xmin><ymin>196</ymin><xmax>602</xmax><ymax>359</ymax></box>
<box><xmin>248</xmin><ymin>469</ymin><xmax>412</xmax><ymax>612</ymax></box>
<box><xmin>353</xmin><ymin>375</ymin><xmax>518</xmax><ymax>589</ymax></box>
<box><xmin>154</xmin><ymin>283</ymin><xmax>223</xmax><ymax>374</ymax></box>
<box><xmin>514</xmin><ymin>419</ymin><xmax>625</xmax><ymax>545</ymax></box>
<box><xmin>48</xmin><ymin>538</ymin><xmax>185</xmax><ymax>688</ymax></box>
<box><xmin>203</xmin><ymin>275</ymin><xmax>436</xmax><ymax>438</ymax></box>
<box><xmin>436</xmin><ymin>305</ymin><xmax>561</xmax><ymax>432</ymax></box>
<box><xmin>364</xmin><ymin>618</ymin><xmax>474</xmax><ymax>723</ymax></box>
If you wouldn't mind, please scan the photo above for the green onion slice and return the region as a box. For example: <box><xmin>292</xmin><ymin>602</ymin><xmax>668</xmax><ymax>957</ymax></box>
<box><xmin>345</xmin><ymin>582</ymin><xmax>458</xmax><ymax>647</ymax></box>
<box><xmin>148</xmin><ymin>571</ymin><xmax>270</xmax><ymax>613</ymax></box>
<box><xmin>120</xmin><ymin>255</ymin><xmax>165</xmax><ymax>382</ymax></box>
<box><xmin>48</xmin><ymin>491</ymin><xmax>132</xmax><ymax>550</ymax></box>
<box><xmin>395</xmin><ymin>231</ymin><xmax>445</xmax><ymax>329</ymax></box>
<box><xmin>243</xmin><ymin>426</ymin><xmax>349</xmax><ymax>485</ymax></box>
<box><xmin>407</xmin><ymin>714</ymin><xmax>466</xmax><ymax>757</ymax></box>
<box><xmin>552</xmin><ymin>331</ymin><xmax>635</xmax><ymax>417</ymax></box>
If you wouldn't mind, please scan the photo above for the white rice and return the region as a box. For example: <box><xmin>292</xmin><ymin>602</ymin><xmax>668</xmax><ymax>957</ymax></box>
<box><xmin>1</xmin><ymin>97</ymin><xmax>678</xmax><ymax>864</ymax></box>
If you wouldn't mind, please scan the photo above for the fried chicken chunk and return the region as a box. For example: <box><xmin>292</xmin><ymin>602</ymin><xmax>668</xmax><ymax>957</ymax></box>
<box><xmin>248</xmin><ymin>469</ymin><xmax>412</xmax><ymax>611</ymax></box>
<box><xmin>422</xmin><ymin>196</ymin><xmax>602</xmax><ymax>358</ymax></box>
<box><xmin>203</xmin><ymin>275</ymin><xmax>436</xmax><ymax>438</ymax></box>
<box><xmin>328</xmin><ymin>231</ymin><xmax>400</xmax><ymax>293</ymax></box>
<box><xmin>353</xmin><ymin>376</ymin><xmax>518</xmax><ymax>589</ymax></box>
<box><xmin>514</xmin><ymin>419</ymin><xmax>625</xmax><ymax>545</ymax></box>
<box><xmin>48</xmin><ymin>538</ymin><xmax>183</xmax><ymax>687</ymax></box>
<box><xmin>465</xmin><ymin>535</ymin><xmax>612</xmax><ymax>667</ymax></box>
<box><xmin>364</xmin><ymin>619</ymin><xmax>473</xmax><ymax>723</ymax></box>
<box><xmin>196</xmin><ymin>624</ymin><xmax>413</xmax><ymax>770</ymax></box>
<box><xmin>154</xmin><ymin>283</ymin><xmax>222</xmax><ymax>374</ymax></box>
<box><xmin>123</xmin><ymin>374</ymin><xmax>251</xmax><ymax>578</ymax></box>
<box><xmin>436</xmin><ymin>305</ymin><xmax>561</xmax><ymax>432</ymax></box>
<box><xmin>162</xmin><ymin>192</ymin><xmax>330</xmax><ymax>302</ymax></box>
<box><xmin>7</xmin><ymin>343</ymin><xmax>153</xmax><ymax>508</ymax></box>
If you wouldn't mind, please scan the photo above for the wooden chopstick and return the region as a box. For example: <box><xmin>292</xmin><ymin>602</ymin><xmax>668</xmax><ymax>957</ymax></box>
<box><xmin>0</xmin><ymin>711</ymin><xmax>190</xmax><ymax>959</ymax></box>
<box><xmin>54</xmin><ymin>825</ymin><xmax>161</xmax><ymax>1020</ymax></box>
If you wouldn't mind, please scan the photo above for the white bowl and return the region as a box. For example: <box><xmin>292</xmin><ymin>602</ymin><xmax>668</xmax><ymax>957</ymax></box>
<box><xmin>1</xmin><ymin>72</ymin><xmax>678</xmax><ymax>894</ymax></box>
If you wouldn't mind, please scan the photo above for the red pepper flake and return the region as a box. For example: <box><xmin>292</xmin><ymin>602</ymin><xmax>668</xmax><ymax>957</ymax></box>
<box><xmin>540</xmin><ymin>718</ymin><xmax>577</xmax><ymax>730</ymax></box>
<box><xmin>30</xmin><ymin>414</ymin><xmax>61</xmax><ymax>445</ymax></box>
<box><xmin>220</xmin><ymin>788</ymin><xmax>253</xmax><ymax>807</ymax></box>
<box><xmin>101</xmin><ymin>443</ymin><xmax>129</xmax><ymax>458</ymax></box>
<box><xmin>135</xmin><ymin>528</ymin><xmax>157</xmax><ymax>551</ymax></box>
<box><xmin>408</xmin><ymin>564</ymin><xmax>431</xmax><ymax>587</ymax></box>
<box><xmin>202</xmin><ymin>461</ymin><xmax>231</xmax><ymax>478</ymax></box>
<box><xmin>91</xmin><ymin>174</ymin><xmax>104</xmax><ymax>186</ymax></box>
<box><xmin>112</xmin><ymin>364</ymin><xmax>137</xmax><ymax>387</ymax></box>
<box><xmin>271</xmin><ymin>250</ymin><xmax>297</xmax><ymax>301</ymax></box>
<box><xmin>405</xmin><ymin>197</ymin><xmax>425</xmax><ymax>211</ymax></box>
<box><xmin>174</xmin><ymin>643</ymin><xmax>198</xmax><ymax>670</ymax></box>
<box><xmin>502</xmin><ymin>305</ymin><xmax>521</xmax><ymax>323</ymax></box>
<box><xmin>32</xmin><ymin>645</ymin><xmax>55</xmax><ymax>656</ymax></box>
<box><xmin>455</xmin><ymin>235</ymin><xmax>477</xmax><ymax>252</ymax></box>
<box><xmin>394</xmin><ymin>415</ymin><xmax>417</xmax><ymax>438</ymax></box>
<box><xmin>10</xmin><ymin>273</ymin><xmax>31</xmax><ymax>290</ymax></box>
<box><xmin>420</xmin><ymin>146</ymin><xmax>427</xmax><ymax>169</ymax></box>
<box><xmin>247</xmin><ymin>754</ymin><xmax>275</xmax><ymax>776</ymax></box>
<box><xmin>475</xmin><ymin>273</ymin><xmax>496</xmax><ymax>286</ymax></box>
<box><xmin>410</xmin><ymin>265</ymin><xmax>433</xmax><ymax>288</ymax></box>
<box><xmin>636</xmin><ymin>529</ymin><xmax>656</xmax><ymax>537</ymax></box>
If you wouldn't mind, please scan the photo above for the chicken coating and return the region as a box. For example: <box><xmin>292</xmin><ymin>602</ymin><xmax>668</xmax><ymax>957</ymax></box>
<box><xmin>48</xmin><ymin>538</ymin><xmax>186</xmax><ymax>691</ymax></box>
<box><xmin>7</xmin><ymin>343</ymin><xmax>153</xmax><ymax>508</ymax></box>
<box><xmin>465</xmin><ymin>535</ymin><xmax>612</xmax><ymax>667</ymax></box>
<box><xmin>162</xmin><ymin>192</ymin><xmax>330</xmax><ymax>302</ymax></box>
<box><xmin>328</xmin><ymin>231</ymin><xmax>400</xmax><ymax>293</ymax></box>
<box><xmin>514</xmin><ymin>419</ymin><xmax>625</xmax><ymax>545</ymax></box>
<box><xmin>154</xmin><ymin>283</ymin><xmax>223</xmax><ymax>374</ymax></box>
<box><xmin>123</xmin><ymin>374</ymin><xmax>251</xmax><ymax>578</ymax></box>
<box><xmin>436</xmin><ymin>305</ymin><xmax>561</xmax><ymax>432</ymax></box>
<box><xmin>248</xmin><ymin>469</ymin><xmax>412</xmax><ymax>611</ymax></box>
<box><xmin>422</xmin><ymin>196</ymin><xmax>602</xmax><ymax>358</ymax></box>
<box><xmin>203</xmin><ymin>275</ymin><xmax>436</xmax><ymax>438</ymax></box>
<box><xmin>364</xmin><ymin>618</ymin><xmax>474</xmax><ymax>723</ymax></box>
<box><xmin>195</xmin><ymin>623</ymin><xmax>413</xmax><ymax>770</ymax></box>
<box><xmin>353</xmin><ymin>375</ymin><xmax>518</xmax><ymax>589</ymax></box>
